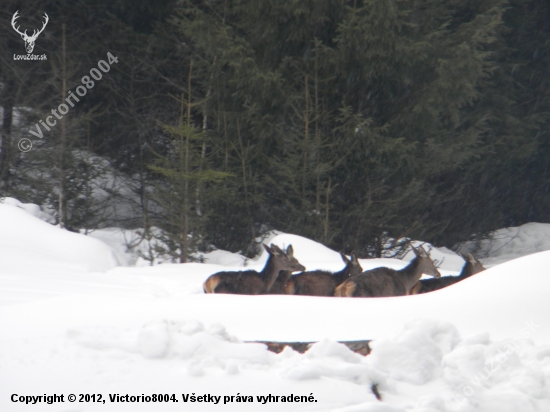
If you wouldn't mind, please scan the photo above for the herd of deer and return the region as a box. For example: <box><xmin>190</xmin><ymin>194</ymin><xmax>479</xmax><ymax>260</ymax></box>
<box><xmin>203</xmin><ymin>244</ymin><xmax>486</xmax><ymax>297</ymax></box>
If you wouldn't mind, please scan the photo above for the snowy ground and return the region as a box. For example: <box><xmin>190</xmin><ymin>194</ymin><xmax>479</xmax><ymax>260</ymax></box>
<box><xmin>1</xmin><ymin>200</ymin><xmax>549</xmax><ymax>411</ymax></box>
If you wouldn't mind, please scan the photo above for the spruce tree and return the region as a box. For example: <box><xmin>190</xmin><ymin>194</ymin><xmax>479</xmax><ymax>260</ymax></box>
<box><xmin>149</xmin><ymin>63</ymin><xmax>230</xmax><ymax>262</ymax></box>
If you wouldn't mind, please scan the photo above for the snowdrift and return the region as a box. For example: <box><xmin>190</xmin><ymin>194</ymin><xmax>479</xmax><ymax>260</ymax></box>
<box><xmin>0</xmin><ymin>202</ymin><xmax>119</xmax><ymax>275</ymax></box>
<box><xmin>1</xmin><ymin>200</ymin><xmax>550</xmax><ymax>411</ymax></box>
<box><xmin>458</xmin><ymin>221</ymin><xmax>550</xmax><ymax>266</ymax></box>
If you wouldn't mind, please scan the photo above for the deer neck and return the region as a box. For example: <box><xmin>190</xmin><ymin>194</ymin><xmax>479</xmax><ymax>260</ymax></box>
<box><xmin>398</xmin><ymin>257</ymin><xmax>424</xmax><ymax>291</ymax></box>
<box><xmin>260</xmin><ymin>254</ymin><xmax>283</xmax><ymax>292</ymax></box>
<box><xmin>332</xmin><ymin>263</ymin><xmax>351</xmax><ymax>284</ymax></box>
<box><xmin>459</xmin><ymin>261</ymin><xmax>484</xmax><ymax>279</ymax></box>
<box><xmin>278</xmin><ymin>270</ymin><xmax>292</xmax><ymax>284</ymax></box>
<box><xmin>458</xmin><ymin>261</ymin><xmax>472</xmax><ymax>278</ymax></box>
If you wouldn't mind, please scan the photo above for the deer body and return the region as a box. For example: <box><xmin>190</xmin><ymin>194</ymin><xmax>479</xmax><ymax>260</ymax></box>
<box><xmin>335</xmin><ymin>246</ymin><xmax>441</xmax><ymax>297</ymax></box>
<box><xmin>410</xmin><ymin>253</ymin><xmax>485</xmax><ymax>294</ymax></box>
<box><xmin>203</xmin><ymin>244</ymin><xmax>305</xmax><ymax>295</ymax></box>
<box><xmin>284</xmin><ymin>252</ymin><xmax>362</xmax><ymax>296</ymax></box>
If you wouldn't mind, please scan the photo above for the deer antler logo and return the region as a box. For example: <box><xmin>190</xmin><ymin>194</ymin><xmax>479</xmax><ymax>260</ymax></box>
<box><xmin>11</xmin><ymin>11</ymin><xmax>49</xmax><ymax>54</ymax></box>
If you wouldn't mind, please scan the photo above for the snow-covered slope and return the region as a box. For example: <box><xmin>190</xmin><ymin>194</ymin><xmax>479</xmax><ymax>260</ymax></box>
<box><xmin>458</xmin><ymin>222</ymin><xmax>550</xmax><ymax>266</ymax></box>
<box><xmin>0</xmin><ymin>202</ymin><xmax>119</xmax><ymax>275</ymax></box>
<box><xmin>1</xmin><ymin>202</ymin><xmax>549</xmax><ymax>411</ymax></box>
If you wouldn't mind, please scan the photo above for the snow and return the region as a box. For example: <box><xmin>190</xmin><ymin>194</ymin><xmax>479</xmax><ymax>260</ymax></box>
<box><xmin>0</xmin><ymin>202</ymin><xmax>119</xmax><ymax>275</ymax></box>
<box><xmin>457</xmin><ymin>222</ymin><xmax>550</xmax><ymax>267</ymax></box>
<box><xmin>1</xmin><ymin>201</ymin><xmax>550</xmax><ymax>411</ymax></box>
<box><xmin>199</xmin><ymin>249</ymin><xmax>248</xmax><ymax>267</ymax></box>
<box><xmin>0</xmin><ymin>197</ymin><xmax>55</xmax><ymax>224</ymax></box>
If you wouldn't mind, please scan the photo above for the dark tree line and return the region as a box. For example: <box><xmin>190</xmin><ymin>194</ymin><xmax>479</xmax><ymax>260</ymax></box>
<box><xmin>1</xmin><ymin>0</ymin><xmax>549</xmax><ymax>260</ymax></box>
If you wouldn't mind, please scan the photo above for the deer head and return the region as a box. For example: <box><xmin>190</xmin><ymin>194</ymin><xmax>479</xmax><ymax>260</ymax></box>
<box><xmin>412</xmin><ymin>245</ymin><xmax>441</xmax><ymax>278</ymax></box>
<box><xmin>267</xmin><ymin>244</ymin><xmax>305</xmax><ymax>273</ymax></box>
<box><xmin>460</xmin><ymin>252</ymin><xmax>486</xmax><ymax>277</ymax></box>
<box><xmin>263</xmin><ymin>244</ymin><xmax>305</xmax><ymax>292</ymax></box>
<box><xmin>11</xmin><ymin>11</ymin><xmax>49</xmax><ymax>54</ymax></box>
<box><xmin>340</xmin><ymin>251</ymin><xmax>363</xmax><ymax>276</ymax></box>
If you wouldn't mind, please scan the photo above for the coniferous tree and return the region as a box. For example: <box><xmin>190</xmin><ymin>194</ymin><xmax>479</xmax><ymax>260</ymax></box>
<box><xmin>3</xmin><ymin>0</ymin><xmax>550</xmax><ymax>258</ymax></box>
<box><xmin>149</xmin><ymin>62</ymin><xmax>230</xmax><ymax>262</ymax></box>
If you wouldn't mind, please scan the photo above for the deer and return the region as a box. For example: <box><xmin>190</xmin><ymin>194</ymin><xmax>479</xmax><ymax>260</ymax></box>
<box><xmin>11</xmin><ymin>11</ymin><xmax>49</xmax><ymax>54</ymax></box>
<box><xmin>258</xmin><ymin>246</ymin><xmax>317</xmax><ymax>295</ymax></box>
<box><xmin>282</xmin><ymin>252</ymin><xmax>363</xmax><ymax>296</ymax></box>
<box><xmin>410</xmin><ymin>253</ymin><xmax>485</xmax><ymax>294</ymax></box>
<box><xmin>203</xmin><ymin>244</ymin><xmax>305</xmax><ymax>295</ymax></box>
<box><xmin>334</xmin><ymin>245</ymin><xmax>441</xmax><ymax>297</ymax></box>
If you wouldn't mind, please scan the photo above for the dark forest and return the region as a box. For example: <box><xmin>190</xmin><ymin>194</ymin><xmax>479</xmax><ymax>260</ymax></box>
<box><xmin>1</xmin><ymin>0</ymin><xmax>549</xmax><ymax>260</ymax></box>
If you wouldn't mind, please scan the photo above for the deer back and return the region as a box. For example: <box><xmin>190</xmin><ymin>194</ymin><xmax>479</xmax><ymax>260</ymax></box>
<box><xmin>203</xmin><ymin>270</ymin><xmax>264</xmax><ymax>294</ymax></box>
<box><xmin>335</xmin><ymin>267</ymin><xmax>408</xmax><ymax>297</ymax></box>
<box><xmin>285</xmin><ymin>271</ymin><xmax>338</xmax><ymax>296</ymax></box>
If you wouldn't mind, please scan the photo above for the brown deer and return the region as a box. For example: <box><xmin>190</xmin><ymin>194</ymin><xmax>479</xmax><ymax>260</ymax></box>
<box><xmin>283</xmin><ymin>252</ymin><xmax>362</xmax><ymax>296</ymax></box>
<box><xmin>203</xmin><ymin>244</ymin><xmax>305</xmax><ymax>295</ymax></box>
<box><xmin>335</xmin><ymin>246</ymin><xmax>441</xmax><ymax>297</ymax></box>
<box><xmin>410</xmin><ymin>253</ymin><xmax>485</xmax><ymax>294</ymax></box>
<box><xmin>267</xmin><ymin>245</ymin><xmax>323</xmax><ymax>294</ymax></box>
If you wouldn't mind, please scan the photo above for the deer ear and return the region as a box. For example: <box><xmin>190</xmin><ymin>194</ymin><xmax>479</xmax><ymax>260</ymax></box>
<box><xmin>350</xmin><ymin>251</ymin><xmax>358</xmax><ymax>263</ymax></box>
<box><xmin>467</xmin><ymin>253</ymin><xmax>476</xmax><ymax>263</ymax></box>
<box><xmin>263</xmin><ymin>244</ymin><xmax>272</xmax><ymax>254</ymax></box>
<box><xmin>286</xmin><ymin>245</ymin><xmax>294</xmax><ymax>258</ymax></box>
<box><xmin>414</xmin><ymin>246</ymin><xmax>429</xmax><ymax>258</ymax></box>
<box><xmin>420</xmin><ymin>246</ymin><xmax>430</xmax><ymax>258</ymax></box>
<box><xmin>270</xmin><ymin>244</ymin><xmax>283</xmax><ymax>255</ymax></box>
<box><xmin>340</xmin><ymin>252</ymin><xmax>349</xmax><ymax>264</ymax></box>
